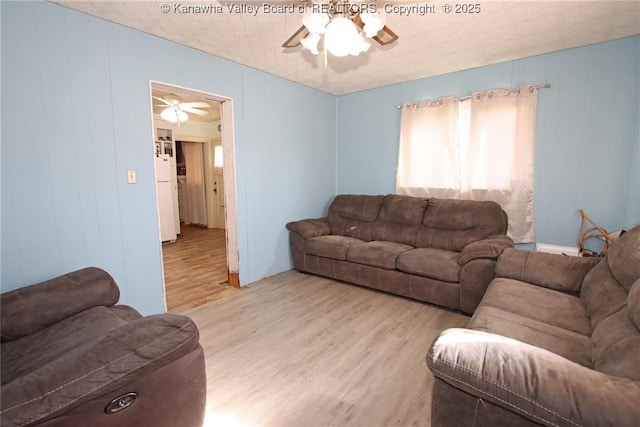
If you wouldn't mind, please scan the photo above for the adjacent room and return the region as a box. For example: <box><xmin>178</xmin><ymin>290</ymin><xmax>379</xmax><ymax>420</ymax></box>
<box><xmin>150</xmin><ymin>84</ymin><xmax>240</xmax><ymax>312</ymax></box>
<box><xmin>1</xmin><ymin>1</ymin><xmax>639</xmax><ymax>426</ymax></box>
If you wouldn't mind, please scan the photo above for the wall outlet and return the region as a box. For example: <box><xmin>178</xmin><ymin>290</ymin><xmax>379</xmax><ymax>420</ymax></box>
<box><xmin>127</xmin><ymin>170</ymin><xmax>137</xmax><ymax>184</ymax></box>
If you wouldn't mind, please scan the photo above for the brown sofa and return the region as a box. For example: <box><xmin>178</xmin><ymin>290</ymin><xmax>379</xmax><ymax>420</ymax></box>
<box><xmin>427</xmin><ymin>225</ymin><xmax>640</xmax><ymax>426</ymax></box>
<box><xmin>286</xmin><ymin>194</ymin><xmax>513</xmax><ymax>313</ymax></box>
<box><xmin>1</xmin><ymin>267</ymin><xmax>206</xmax><ymax>427</ymax></box>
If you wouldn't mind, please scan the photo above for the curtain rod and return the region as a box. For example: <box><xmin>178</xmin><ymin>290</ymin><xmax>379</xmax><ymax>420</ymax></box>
<box><xmin>397</xmin><ymin>83</ymin><xmax>551</xmax><ymax>109</ymax></box>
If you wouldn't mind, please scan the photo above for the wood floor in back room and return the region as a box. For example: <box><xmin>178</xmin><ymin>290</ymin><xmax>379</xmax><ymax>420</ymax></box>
<box><xmin>183</xmin><ymin>270</ymin><xmax>470</xmax><ymax>427</ymax></box>
<box><xmin>162</xmin><ymin>224</ymin><xmax>240</xmax><ymax>313</ymax></box>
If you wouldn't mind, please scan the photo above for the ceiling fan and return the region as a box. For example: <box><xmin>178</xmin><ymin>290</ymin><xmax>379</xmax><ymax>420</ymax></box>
<box><xmin>153</xmin><ymin>94</ymin><xmax>212</xmax><ymax>123</ymax></box>
<box><xmin>282</xmin><ymin>0</ymin><xmax>399</xmax><ymax>57</ymax></box>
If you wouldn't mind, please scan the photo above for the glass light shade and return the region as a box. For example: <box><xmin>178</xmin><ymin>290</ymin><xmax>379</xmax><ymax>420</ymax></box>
<box><xmin>302</xmin><ymin>11</ymin><xmax>329</xmax><ymax>34</ymax></box>
<box><xmin>300</xmin><ymin>32</ymin><xmax>321</xmax><ymax>55</ymax></box>
<box><xmin>161</xmin><ymin>107</ymin><xmax>188</xmax><ymax>123</ymax></box>
<box><xmin>324</xmin><ymin>16</ymin><xmax>360</xmax><ymax>57</ymax></box>
<box><xmin>349</xmin><ymin>33</ymin><xmax>371</xmax><ymax>56</ymax></box>
<box><xmin>360</xmin><ymin>11</ymin><xmax>386</xmax><ymax>38</ymax></box>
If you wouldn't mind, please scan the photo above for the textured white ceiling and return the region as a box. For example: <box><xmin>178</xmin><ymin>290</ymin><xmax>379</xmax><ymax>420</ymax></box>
<box><xmin>54</xmin><ymin>1</ymin><xmax>640</xmax><ymax>95</ymax></box>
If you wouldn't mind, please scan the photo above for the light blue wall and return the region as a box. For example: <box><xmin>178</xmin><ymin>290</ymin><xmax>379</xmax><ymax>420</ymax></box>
<box><xmin>337</xmin><ymin>36</ymin><xmax>640</xmax><ymax>248</ymax></box>
<box><xmin>626</xmin><ymin>84</ymin><xmax>640</xmax><ymax>227</ymax></box>
<box><xmin>0</xmin><ymin>1</ymin><xmax>336</xmax><ymax>314</ymax></box>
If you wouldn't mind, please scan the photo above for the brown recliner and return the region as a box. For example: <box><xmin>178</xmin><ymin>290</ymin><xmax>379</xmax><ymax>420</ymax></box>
<box><xmin>1</xmin><ymin>267</ymin><xmax>206</xmax><ymax>427</ymax></box>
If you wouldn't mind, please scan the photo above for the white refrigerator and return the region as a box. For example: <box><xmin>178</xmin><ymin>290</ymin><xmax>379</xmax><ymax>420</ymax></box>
<box><xmin>155</xmin><ymin>155</ymin><xmax>177</xmax><ymax>242</ymax></box>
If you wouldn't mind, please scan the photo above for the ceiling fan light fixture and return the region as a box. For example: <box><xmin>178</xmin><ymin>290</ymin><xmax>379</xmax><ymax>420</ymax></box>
<box><xmin>360</xmin><ymin>11</ymin><xmax>386</xmax><ymax>38</ymax></box>
<box><xmin>350</xmin><ymin>33</ymin><xmax>371</xmax><ymax>56</ymax></box>
<box><xmin>161</xmin><ymin>107</ymin><xmax>188</xmax><ymax>123</ymax></box>
<box><xmin>282</xmin><ymin>1</ymin><xmax>398</xmax><ymax>60</ymax></box>
<box><xmin>324</xmin><ymin>16</ymin><xmax>361</xmax><ymax>57</ymax></box>
<box><xmin>301</xmin><ymin>32</ymin><xmax>321</xmax><ymax>55</ymax></box>
<box><xmin>302</xmin><ymin>10</ymin><xmax>329</xmax><ymax>35</ymax></box>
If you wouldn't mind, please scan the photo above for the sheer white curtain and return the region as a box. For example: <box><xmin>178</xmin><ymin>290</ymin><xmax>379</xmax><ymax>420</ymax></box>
<box><xmin>396</xmin><ymin>97</ymin><xmax>460</xmax><ymax>198</ymax></box>
<box><xmin>396</xmin><ymin>85</ymin><xmax>538</xmax><ymax>243</ymax></box>
<box><xmin>466</xmin><ymin>86</ymin><xmax>537</xmax><ymax>242</ymax></box>
<box><xmin>182</xmin><ymin>142</ymin><xmax>207</xmax><ymax>226</ymax></box>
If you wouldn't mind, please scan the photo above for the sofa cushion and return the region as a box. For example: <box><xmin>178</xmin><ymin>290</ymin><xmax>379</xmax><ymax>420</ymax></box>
<box><xmin>396</xmin><ymin>248</ymin><xmax>461</xmax><ymax>283</ymax></box>
<box><xmin>580</xmin><ymin>260</ymin><xmax>629</xmax><ymax>329</ymax></box>
<box><xmin>329</xmin><ymin>194</ymin><xmax>385</xmax><ymax>222</ymax></box>
<box><xmin>378</xmin><ymin>194</ymin><xmax>429</xmax><ymax>224</ymax></box>
<box><xmin>479</xmin><ymin>279</ymin><xmax>592</xmax><ymax>336</ymax></box>
<box><xmin>328</xmin><ymin>195</ymin><xmax>384</xmax><ymax>241</ymax></box>
<box><xmin>591</xmin><ymin>307</ymin><xmax>640</xmax><ymax>380</ymax></box>
<box><xmin>417</xmin><ymin>199</ymin><xmax>507</xmax><ymax>251</ymax></box>
<box><xmin>371</xmin><ymin>195</ymin><xmax>428</xmax><ymax>246</ymax></box>
<box><xmin>306</xmin><ymin>235</ymin><xmax>364</xmax><ymax>260</ymax></box>
<box><xmin>346</xmin><ymin>241</ymin><xmax>413</xmax><ymax>270</ymax></box>
<box><xmin>469</xmin><ymin>305</ymin><xmax>592</xmax><ymax>367</ymax></box>
<box><xmin>496</xmin><ymin>249</ymin><xmax>599</xmax><ymax>294</ymax></box>
<box><xmin>372</xmin><ymin>222</ymin><xmax>421</xmax><ymax>247</ymax></box>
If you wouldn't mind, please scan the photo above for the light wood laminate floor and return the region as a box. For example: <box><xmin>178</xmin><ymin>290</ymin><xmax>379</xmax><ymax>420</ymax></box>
<box><xmin>163</xmin><ymin>225</ymin><xmax>239</xmax><ymax>313</ymax></box>
<box><xmin>184</xmin><ymin>270</ymin><xmax>469</xmax><ymax>427</ymax></box>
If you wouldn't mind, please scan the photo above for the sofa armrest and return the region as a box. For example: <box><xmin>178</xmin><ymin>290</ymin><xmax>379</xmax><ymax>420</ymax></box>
<box><xmin>286</xmin><ymin>218</ymin><xmax>330</xmax><ymax>239</ymax></box>
<box><xmin>427</xmin><ymin>328</ymin><xmax>640</xmax><ymax>427</ymax></box>
<box><xmin>1</xmin><ymin>267</ymin><xmax>120</xmax><ymax>341</ymax></box>
<box><xmin>1</xmin><ymin>313</ymin><xmax>200</xmax><ymax>427</ymax></box>
<box><xmin>495</xmin><ymin>248</ymin><xmax>601</xmax><ymax>293</ymax></box>
<box><xmin>459</xmin><ymin>235</ymin><xmax>514</xmax><ymax>264</ymax></box>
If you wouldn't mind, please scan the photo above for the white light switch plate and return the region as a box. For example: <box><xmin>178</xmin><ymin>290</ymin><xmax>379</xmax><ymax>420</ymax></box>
<box><xmin>127</xmin><ymin>170</ymin><xmax>137</xmax><ymax>184</ymax></box>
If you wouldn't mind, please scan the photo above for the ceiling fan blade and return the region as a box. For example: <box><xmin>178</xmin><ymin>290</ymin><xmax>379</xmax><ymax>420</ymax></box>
<box><xmin>352</xmin><ymin>14</ymin><xmax>399</xmax><ymax>46</ymax></box>
<box><xmin>282</xmin><ymin>25</ymin><xmax>309</xmax><ymax>48</ymax></box>
<box><xmin>181</xmin><ymin>107</ymin><xmax>208</xmax><ymax>116</ymax></box>
<box><xmin>153</xmin><ymin>96</ymin><xmax>172</xmax><ymax>106</ymax></box>
<box><xmin>180</xmin><ymin>101</ymin><xmax>211</xmax><ymax>109</ymax></box>
<box><xmin>373</xmin><ymin>26</ymin><xmax>399</xmax><ymax>46</ymax></box>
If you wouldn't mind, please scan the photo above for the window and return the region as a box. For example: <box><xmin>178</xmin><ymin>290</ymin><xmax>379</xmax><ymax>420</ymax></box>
<box><xmin>396</xmin><ymin>85</ymin><xmax>539</xmax><ymax>243</ymax></box>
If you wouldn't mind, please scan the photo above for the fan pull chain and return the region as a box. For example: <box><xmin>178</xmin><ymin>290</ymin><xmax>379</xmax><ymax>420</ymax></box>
<box><xmin>323</xmin><ymin>42</ymin><xmax>328</xmax><ymax>77</ymax></box>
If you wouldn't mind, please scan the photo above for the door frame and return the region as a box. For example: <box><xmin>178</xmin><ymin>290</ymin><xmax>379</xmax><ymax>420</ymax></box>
<box><xmin>149</xmin><ymin>81</ymin><xmax>240</xmax><ymax>304</ymax></box>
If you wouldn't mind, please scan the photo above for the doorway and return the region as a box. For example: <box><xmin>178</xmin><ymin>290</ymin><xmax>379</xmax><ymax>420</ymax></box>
<box><xmin>149</xmin><ymin>81</ymin><xmax>240</xmax><ymax>313</ymax></box>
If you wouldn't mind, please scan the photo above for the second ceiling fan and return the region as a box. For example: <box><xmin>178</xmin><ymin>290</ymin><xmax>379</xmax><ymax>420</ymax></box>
<box><xmin>153</xmin><ymin>94</ymin><xmax>212</xmax><ymax>123</ymax></box>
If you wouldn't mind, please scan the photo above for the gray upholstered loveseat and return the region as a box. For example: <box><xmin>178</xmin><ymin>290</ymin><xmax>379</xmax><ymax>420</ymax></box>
<box><xmin>427</xmin><ymin>224</ymin><xmax>640</xmax><ymax>426</ymax></box>
<box><xmin>286</xmin><ymin>194</ymin><xmax>513</xmax><ymax>314</ymax></box>
<box><xmin>1</xmin><ymin>267</ymin><xmax>206</xmax><ymax>427</ymax></box>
